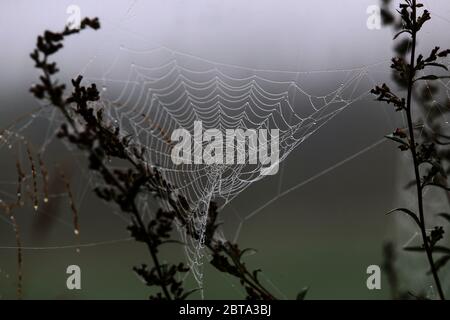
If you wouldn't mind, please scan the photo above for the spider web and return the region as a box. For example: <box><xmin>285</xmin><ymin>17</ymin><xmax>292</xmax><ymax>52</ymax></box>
<box><xmin>76</xmin><ymin>40</ymin><xmax>377</xmax><ymax>287</ymax></box>
<box><xmin>2</xmin><ymin>2</ymin><xmax>450</xmax><ymax>299</ymax></box>
<box><xmin>0</xmin><ymin>23</ymin><xmax>405</xmax><ymax>298</ymax></box>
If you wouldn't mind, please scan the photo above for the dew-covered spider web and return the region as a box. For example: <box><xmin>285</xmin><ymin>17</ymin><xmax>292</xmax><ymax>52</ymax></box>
<box><xmin>0</xmin><ymin>24</ymin><xmax>423</xmax><ymax>297</ymax></box>
<box><xmin>2</xmin><ymin>0</ymin><xmax>450</xmax><ymax>299</ymax></box>
<box><xmin>72</xmin><ymin>39</ymin><xmax>379</xmax><ymax>287</ymax></box>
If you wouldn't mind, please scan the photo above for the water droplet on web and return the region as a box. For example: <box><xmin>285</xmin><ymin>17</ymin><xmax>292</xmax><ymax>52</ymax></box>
<box><xmin>102</xmin><ymin>86</ymin><xmax>107</xmax><ymax>92</ymax></box>
<box><xmin>33</xmin><ymin>205</ymin><xmax>38</xmax><ymax>211</ymax></box>
<box><xmin>44</xmin><ymin>197</ymin><xmax>49</xmax><ymax>203</ymax></box>
<box><xmin>74</xmin><ymin>229</ymin><xmax>79</xmax><ymax>236</ymax></box>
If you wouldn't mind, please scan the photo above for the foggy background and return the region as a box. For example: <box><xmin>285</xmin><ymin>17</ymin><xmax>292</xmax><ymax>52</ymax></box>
<box><xmin>1</xmin><ymin>0</ymin><xmax>450</xmax><ymax>299</ymax></box>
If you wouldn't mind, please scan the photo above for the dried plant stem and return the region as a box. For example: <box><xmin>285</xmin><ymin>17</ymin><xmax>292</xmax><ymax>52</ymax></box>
<box><xmin>59</xmin><ymin>98</ymin><xmax>173</xmax><ymax>299</ymax></box>
<box><xmin>127</xmin><ymin>196</ymin><xmax>173</xmax><ymax>300</ymax></box>
<box><xmin>9</xmin><ymin>213</ymin><xmax>23</xmax><ymax>299</ymax></box>
<box><xmin>26</xmin><ymin>145</ymin><xmax>38</xmax><ymax>211</ymax></box>
<box><xmin>15</xmin><ymin>159</ymin><xmax>25</xmax><ymax>207</ymax></box>
<box><xmin>38</xmin><ymin>153</ymin><xmax>49</xmax><ymax>203</ymax></box>
<box><xmin>405</xmin><ymin>0</ymin><xmax>444</xmax><ymax>300</ymax></box>
<box><xmin>35</xmin><ymin>22</ymin><xmax>175</xmax><ymax>299</ymax></box>
<box><xmin>60</xmin><ymin>172</ymin><xmax>80</xmax><ymax>239</ymax></box>
<box><xmin>1</xmin><ymin>204</ymin><xmax>23</xmax><ymax>299</ymax></box>
<box><xmin>91</xmin><ymin>155</ymin><xmax>173</xmax><ymax>299</ymax></box>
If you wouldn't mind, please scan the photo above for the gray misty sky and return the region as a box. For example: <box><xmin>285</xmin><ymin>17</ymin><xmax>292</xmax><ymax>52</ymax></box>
<box><xmin>1</xmin><ymin>0</ymin><xmax>449</xmax><ymax>93</ymax></box>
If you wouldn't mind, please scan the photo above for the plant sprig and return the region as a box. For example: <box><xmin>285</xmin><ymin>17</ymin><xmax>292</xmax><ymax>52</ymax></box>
<box><xmin>373</xmin><ymin>0</ymin><xmax>450</xmax><ymax>300</ymax></box>
<box><xmin>30</xmin><ymin>17</ymin><xmax>191</xmax><ymax>300</ymax></box>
